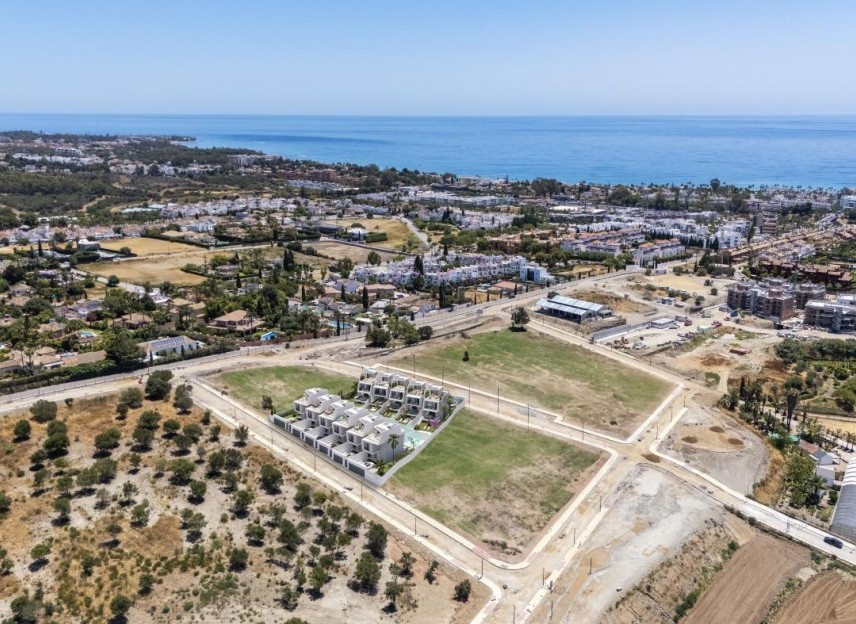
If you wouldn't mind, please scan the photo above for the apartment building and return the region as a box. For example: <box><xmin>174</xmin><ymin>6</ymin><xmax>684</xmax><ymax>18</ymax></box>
<box><xmin>804</xmin><ymin>299</ymin><xmax>856</xmax><ymax>333</ymax></box>
<box><xmin>632</xmin><ymin>239</ymin><xmax>686</xmax><ymax>266</ymax></box>
<box><xmin>726</xmin><ymin>279</ymin><xmax>796</xmax><ymax>321</ymax></box>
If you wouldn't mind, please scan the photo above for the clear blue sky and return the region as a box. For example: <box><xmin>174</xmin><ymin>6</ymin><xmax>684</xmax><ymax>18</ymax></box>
<box><xmin>2</xmin><ymin>0</ymin><xmax>854</xmax><ymax>115</ymax></box>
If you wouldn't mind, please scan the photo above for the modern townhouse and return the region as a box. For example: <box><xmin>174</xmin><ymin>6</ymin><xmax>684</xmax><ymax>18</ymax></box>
<box><xmin>271</xmin><ymin>369</ymin><xmax>462</xmax><ymax>484</ymax></box>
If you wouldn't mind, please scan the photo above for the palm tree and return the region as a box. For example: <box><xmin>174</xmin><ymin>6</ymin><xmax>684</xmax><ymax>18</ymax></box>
<box><xmin>389</xmin><ymin>433</ymin><xmax>401</xmax><ymax>462</ymax></box>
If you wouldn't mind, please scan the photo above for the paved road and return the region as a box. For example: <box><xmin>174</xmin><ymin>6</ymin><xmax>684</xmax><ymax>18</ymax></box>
<box><xmin>2</xmin><ymin>266</ymin><xmax>852</xmax><ymax>623</ymax></box>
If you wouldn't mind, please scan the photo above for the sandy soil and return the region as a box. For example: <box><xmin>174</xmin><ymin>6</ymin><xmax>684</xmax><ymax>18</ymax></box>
<box><xmin>774</xmin><ymin>571</ymin><xmax>856</xmax><ymax>624</ymax></box>
<box><xmin>535</xmin><ymin>465</ymin><xmax>724</xmax><ymax>624</ymax></box>
<box><xmin>661</xmin><ymin>407</ymin><xmax>769</xmax><ymax>494</ymax></box>
<box><xmin>684</xmin><ymin>534</ymin><xmax>809</xmax><ymax>624</ymax></box>
<box><xmin>572</xmin><ymin>289</ymin><xmax>657</xmax><ymax>315</ymax></box>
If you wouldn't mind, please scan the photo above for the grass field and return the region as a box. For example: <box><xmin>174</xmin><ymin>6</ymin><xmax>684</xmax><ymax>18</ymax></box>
<box><xmin>81</xmin><ymin>251</ymin><xmax>209</xmax><ymax>286</ymax></box>
<box><xmin>392</xmin><ymin>329</ymin><xmax>672</xmax><ymax>435</ymax></box>
<box><xmin>213</xmin><ymin>365</ymin><xmax>355</xmax><ymax>413</ymax></box>
<box><xmin>98</xmin><ymin>237</ymin><xmax>201</xmax><ymax>256</ymax></box>
<box><xmin>390</xmin><ymin>409</ymin><xmax>601</xmax><ymax>556</ymax></box>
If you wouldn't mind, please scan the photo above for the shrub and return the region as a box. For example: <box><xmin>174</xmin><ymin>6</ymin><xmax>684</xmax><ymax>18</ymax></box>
<box><xmin>30</xmin><ymin>399</ymin><xmax>58</xmax><ymax>423</ymax></box>
<box><xmin>454</xmin><ymin>579</ymin><xmax>472</xmax><ymax>602</ymax></box>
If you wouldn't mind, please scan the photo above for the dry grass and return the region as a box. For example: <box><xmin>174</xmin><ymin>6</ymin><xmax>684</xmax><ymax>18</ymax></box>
<box><xmin>98</xmin><ymin>237</ymin><xmax>201</xmax><ymax>256</ymax></box>
<box><xmin>752</xmin><ymin>446</ymin><xmax>786</xmax><ymax>505</ymax></box>
<box><xmin>81</xmin><ymin>251</ymin><xmax>209</xmax><ymax>285</ymax></box>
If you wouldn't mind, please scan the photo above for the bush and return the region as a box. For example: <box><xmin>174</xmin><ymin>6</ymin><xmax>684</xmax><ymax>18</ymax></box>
<box><xmin>454</xmin><ymin>579</ymin><xmax>472</xmax><ymax>602</ymax></box>
<box><xmin>30</xmin><ymin>399</ymin><xmax>58</xmax><ymax>423</ymax></box>
<box><xmin>119</xmin><ymin>387</ymin><xmax>144</xmax><ymax>409</ymax></box>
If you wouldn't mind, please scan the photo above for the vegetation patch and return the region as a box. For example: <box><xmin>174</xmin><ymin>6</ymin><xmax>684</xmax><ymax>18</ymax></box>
<box><xmin>394</xmin><ymin>329</ymin><xmax>671</xmax><ymax>435</ymax></box>
<box><xmin>213</xmin><ymin>365</ymin><xmax>355</xmax><ymax>414</ymax></box>
<box><xmin>389</xmin><ymin>409</ymin><xmax>601</xmax><ymax>557</ymax></box>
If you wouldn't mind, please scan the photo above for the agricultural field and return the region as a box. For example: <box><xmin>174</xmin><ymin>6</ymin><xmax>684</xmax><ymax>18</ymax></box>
<box><xmin>0</xmin><ymin>387</ymin><xmax>485</xmax><ymax>623</ymax></box>
<box><xmin>390</xmin><ymin>328</ymin><xmax>672</xmax><ymax>435</ymax></box>
<box><xmin>774</xmin><ymin>571</ymin><xmax>856</xmax><ymax>624</ymax></box>
<box><xmin>98</xmin><ymin>237</ymin><xmax>202</xmax><ymax>256</ymax></box>
<box><xmin>683</xmin><ymin>534</ymin><xmax>809</xmax><ymax>624</ymax></box>
<box><xmin>389</xmin><ymin>409</ymin><xmax>602</xmax><ymax>558</ymax></box>
<box><xmin>81</xmin><ymin>251</ymin><xmax>210</xmax><ymax>286</ymax></box>
<box><xmin>213</xmin><ymin>365</ymin><xmax>355</xmax><ymax>414</ymax></box>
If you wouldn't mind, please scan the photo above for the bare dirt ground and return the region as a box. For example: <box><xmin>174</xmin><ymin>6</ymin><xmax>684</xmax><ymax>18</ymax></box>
<box><xmin>82</xmin><ymin>250</ymin><xmax>209</xmax><ymax>285</ymax></box>
<box><xmin>533</xmin><ymin>465</ymin><xmax>724</xmax><ymax>624</ymax></box>
<box><xmin>602</xmin><ymin>516</ymin><xmax>751</xmax><ymax>624</ymax></box>
<box><xmin>660</xmin><ymin>406</ymin><xmax>769</xmax><ymax>494</ymax></box>
<box><xmin>774</xmin><ymin>571</ymin><xmax>856</xmax><ymax>624</ymax></box>
<box><xmin>572</xmin><ymin>289</ymin><xmax>658</xmax><ymax>316</ymax></box>
<box><xmin>684</xmin><ymin>534</ymin><xmax>809</xmax><ymax>624</ymax></box>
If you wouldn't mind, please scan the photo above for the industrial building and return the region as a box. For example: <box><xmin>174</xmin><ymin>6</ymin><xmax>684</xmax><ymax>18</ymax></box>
<box><xmin>831</xmin><ymin>458</ymin><xmax>856</xmax><ymax>542</ymax></box>
<box><xmin>535</xmin><ymin>294</ymin><xmax>614</xmax><ymax>323</ymax></box>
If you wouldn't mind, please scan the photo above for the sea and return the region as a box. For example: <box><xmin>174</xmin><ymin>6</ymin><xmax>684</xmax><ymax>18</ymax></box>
<box><xmin>0</xmin><ymin>113</ymin><xmax>854</xmax><ymax>189</ymax></box>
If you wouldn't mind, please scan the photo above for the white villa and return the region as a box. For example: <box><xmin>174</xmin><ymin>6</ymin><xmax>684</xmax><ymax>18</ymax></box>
<box><xmin>271</xmin><ymin>369</ymin><xmax>460</xmax><ymax>483</ymax></box>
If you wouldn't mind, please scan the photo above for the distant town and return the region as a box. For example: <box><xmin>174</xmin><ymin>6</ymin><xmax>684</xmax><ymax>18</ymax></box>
<box><xmin>3</xmin><ymin>131</ymin><xmax>856</xmax><ymax>623</ymax></box>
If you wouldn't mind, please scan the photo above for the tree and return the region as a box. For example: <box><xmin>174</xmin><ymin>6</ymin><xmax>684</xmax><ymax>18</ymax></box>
<box><xmin>424</xmin><ymin>560</ymin><xmax>439</xmax><ymax>584</ymax></box>
<box><xmin>30</xmin><ymin>399</ymin><xmax>57</xmax><ymax>423</ymax></box>
<box><xmin>172</xmin><ymin>433</ymin><xmax>193</xmax><ymax>454</ymax></box>
<box><xmin>53</xmin><ymin>496</ymin><xmax>71</xmax><ymax>522</ymax></box>
<box><xmin>30</xmin><ymin>543</ymin><xmax>50</xmax><ymax>564</ymax></box>
<box><xmin>351</xmin><ymin>552</ymin><xmax>381</xmax><ymax>593</ymax></box>
<box><xmin>309</xmin><ymin>564</ymin><xmax>329</xmax><ymax>595</ymax></box>
<box><xmin>384</xmin><ymin>580</ymin><xmax>405</xmax><ymax>609</ymax></box>
<box><xmin>189</xmin><ymin>480</ymin><xmax>206</xmax><ymax>503</ymax></box>
<box><xmin>138</xmin><ymin>573</ymin><xmax>155</xmax><ymax>596</ymax></box>
<box><xmin>174</xmin><ymin>389</ymin><xmax>194</xmax><ymax>414</ymax></box>
<box><xmin>454</xmin><ymin>579</ymin><xmax>472</xmax><ymax>602</ymax></box>
<box><xmin>367</xmin><ymin>250</ymin><xmax>382</xmax><ymax>266</ymax></box>
<box><xmin>398</xmin><ymin>551</ymin><xmax>415</xmax><ymax>578</ymax></box>
<box><xmin>137</xmin><ymin>410</ymin><xmax>161</xmax><ymax>430</ymax></box>
<box><xmin>229</xmin><ymin>547</ymin><xmax>249</xmax><ymax>571</ymax></box>
<box><xmin>105</xmin><ymin>330</ymin><xmax>143</xmax><ymax>366</ymax></box>
<box><xmin>121</xmin><ymin>481</ymin><xmax>138</xmax><ymax>504</ymax></box>
<box><xmin>10</xmin><ymin>594</ymin><xmax>39</xmax><ymax>624</ymax></box>
<box><xmin>183</xmin><ymin>423</ymin><xmax>203</xmax><ymax>443</ymax></box>
<box><xmin>13</xmin><ymin>419</ymin><xmax>31</xmax><ymax>441</ymax></box>
<box><xmin>234</xmin><ymin>425</ymin><xmax>249</xmax><ymax>446</ymax></box>
<box><xmin>246</xmin><ymin>522</ymin><xmax>266</xmax><ymax>545</ymax></box>
<box><xmin>0</xmin><ymin>490</ymin><xmax>12</xmax><ymax>514</ymax></box>
<box><xmin>294</xmin><ymin>482</ymin><xmax>312</xmax><ymax>510</ymax></box>
<box><xmin>261</xmin><ymin>395</ymin><xmax>274</xmax><ymax>414</ymax></box>
<box><xmin>169</xmin><ymin>459</ymin><xmax>195</xmax><ymax>485</ymax></box>
<box><xmin>43</xmin><ymin>431</ymin><xmax>70</xmax><ymax>457</ymax></box>
<box><xmin>366</xmin><ymin>522</ymin><xmax>388</xmax><ymax>559</ymax></box>
<box><xmin>106</xmin><ymin>522</ymin><xmax>123</xmax><ymax>546</ymax></box>
<box><xmin>418</xmin><ymin>325</ymin><xmax>433</xmax><ymax>341</ymax></box>
<box><xmin>131</xmin><ymin>426</ymin><xmax>155</xmax><ymax>450</ymax></box>
<box><xmin>94</xmin><ymin>427</ymin><xmax>122</xmax><ymax>454</ymax></box>
<box><xmin>362</xmin><ymin>286</ymin><xmax>369</xmax><ymax>310</ymax></box>
<box><xmin>131</xmin><ymin>501</ymin><xmax>150</xmax><ymax>527</ymax></box>
<box><xmin>119</xmin><ymin>387</ymin><xmax>144</xmax><ymax>409</ymax></box>
<box><xmin>145</xmin><ymin>370</ymin><xmax>173</xmax><ymax>400</ymax></box>
<box><xmin>163</xmin><ymin>419</ymin><xmax>181</xmax><ymax>436</ymax></box>
<box><xmin>510</xmin><ymin>306</ymin><xmax>530</xmax><ymax>331</ymax></box>
<box><xmin>109</xmin><ymin>594</ymin><xmax>132</xmax><ymax>619</ymax></box>
<box><xmin>260</xmin><ymin>464</ymin><xmax>283</xmax><ymax>493</ymax></box>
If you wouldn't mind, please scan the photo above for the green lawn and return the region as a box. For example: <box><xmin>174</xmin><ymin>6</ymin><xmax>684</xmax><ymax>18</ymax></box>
<box><xmin>392</xmin><ymin>329</ymin><xmax>671</xmax><ymax>434</ymax></box>
<box><xmin>214</xmin><ymin>366</ymin><xmax>355</xmax><ymax>413</ymax></box>
<box><xmin>390</xmin><ymin>409</ymin><xmax>601</xmax><ymax>556</ymax></box>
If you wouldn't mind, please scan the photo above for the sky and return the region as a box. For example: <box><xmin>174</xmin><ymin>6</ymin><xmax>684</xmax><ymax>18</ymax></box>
<box><xmin>1</xmin><ymin>1</ymin><xmax>854</xmax><ymax>116</ymax></box>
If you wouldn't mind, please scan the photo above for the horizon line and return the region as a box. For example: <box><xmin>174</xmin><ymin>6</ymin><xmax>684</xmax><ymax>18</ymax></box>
<box><xmin>2</xmin><ymin>112</ymin><xmax>856</xmax><ymax>119</ymax></box>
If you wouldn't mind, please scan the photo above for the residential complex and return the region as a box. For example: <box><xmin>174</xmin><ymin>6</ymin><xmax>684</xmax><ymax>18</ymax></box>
<box><xmin>726</xmin><ymin>279</ymin><xmax>827</xmax><ymax>321</ymax></box>
<box><xmin>270</xmin><ymin>369</ymin><xmax>462</xmax><ymax>484</ymax></box>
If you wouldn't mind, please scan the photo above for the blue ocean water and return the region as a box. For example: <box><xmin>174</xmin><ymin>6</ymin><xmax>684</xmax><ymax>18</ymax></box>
<box><xmin>0</xmin><ymin>114</ymin><xmax>854</xmax><ymax>188</ymax></box>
